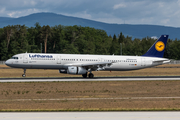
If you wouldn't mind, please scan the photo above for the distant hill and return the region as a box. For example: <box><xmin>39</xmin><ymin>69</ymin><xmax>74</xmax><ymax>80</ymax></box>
<box><xmin>0</xmin><ymin>12</ymin><xmax>180</xmax><ymax>39</ymax></box>
<box><xmin>0</xmin><ymin>17</ymin><xmax>14</xmax><ymax>22</ymax></box>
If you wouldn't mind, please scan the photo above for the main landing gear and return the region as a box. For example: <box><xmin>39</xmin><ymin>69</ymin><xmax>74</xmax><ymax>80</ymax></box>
<box><xmin>82</xmin><ymin>72</ymin><xmax>94</xmax><ymax>78</ymax></box>
<box><xmin>82</xmin><ymin>72</ymin><xmax>87</xmax><ymax>78</ymax></box>
<box><xmin>88</xmin><ymin>73</ymin><xmax>94</xmax><ymax>78</ymax></box>
<box><xmin>22</xmin><ymin>69</ymin><xmax>26</xmax><ymax>77</ymax></box>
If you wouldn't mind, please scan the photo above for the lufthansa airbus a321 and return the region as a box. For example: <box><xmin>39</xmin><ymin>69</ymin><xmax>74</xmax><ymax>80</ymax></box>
<box><xmin>5</xmin><ymin>35</ymin><xmax>170</xmax><ymax>78</ymax></box>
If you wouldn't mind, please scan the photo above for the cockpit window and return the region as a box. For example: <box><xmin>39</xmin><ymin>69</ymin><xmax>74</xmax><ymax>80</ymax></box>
<box><xmin>11</xmin><ymin>57</ymin><xmax>18</xmax><ymax>59</ymax></box>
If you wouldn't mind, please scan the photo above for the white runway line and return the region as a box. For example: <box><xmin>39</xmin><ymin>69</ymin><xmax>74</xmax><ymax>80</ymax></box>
<box><xmin>1</xmin><ymin>77</ymin><xmax>180</xmax><ymax>82</ymax></box>
<box><xmin>0</xmin><ymin>112</ymin><xmax>180</xmax><ymax>120</ymax></box>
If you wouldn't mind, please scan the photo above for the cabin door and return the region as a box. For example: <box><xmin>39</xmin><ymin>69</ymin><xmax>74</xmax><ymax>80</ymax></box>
<box><xmin>57</xmin><ymin>56</ymin><xmax>61</xmax><ymax>64</ymax></box>
<box><xmin>23</xmin><ymin>54</ymin><xmax>28</xmax><ymax>63</ymax></box>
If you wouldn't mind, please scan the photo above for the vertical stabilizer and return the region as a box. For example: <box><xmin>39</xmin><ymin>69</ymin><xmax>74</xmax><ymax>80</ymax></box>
<box><xmin>142</xmin><ymin>35</ymin><xmax>168</xmax><ymax>58</ymax></box>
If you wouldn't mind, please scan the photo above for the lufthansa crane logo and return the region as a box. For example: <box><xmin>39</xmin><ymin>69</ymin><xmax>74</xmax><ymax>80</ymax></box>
<box><xmin>155</xmin><ymin>41</ymin><xmax>165</xmax><ymax>52</ymax></box>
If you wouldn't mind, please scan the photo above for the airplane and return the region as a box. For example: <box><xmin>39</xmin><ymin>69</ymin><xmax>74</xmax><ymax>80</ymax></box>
<box><xmin>5</xmin><ymin>35</ymin><xmax>170</xmax><ymax>78</ymax></box>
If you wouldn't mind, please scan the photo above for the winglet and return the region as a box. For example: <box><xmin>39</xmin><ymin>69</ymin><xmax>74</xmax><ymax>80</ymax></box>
<box><xmin>142</xmin><ymin>35</ymin><xmax>168</xmax><ymax>58</ymax></box>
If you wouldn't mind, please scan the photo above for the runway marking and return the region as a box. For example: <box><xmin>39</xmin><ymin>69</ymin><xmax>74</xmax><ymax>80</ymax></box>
<box><xmin>0</xmin><ymin>112</ymin><xmax>180</xmax><ymax>120</ymax></box>
<box><xmin>1</xmin><ymin>117</ymin><xmax>180</xmax><ymax>119</ymax></box>
<box><xmin>1</xmin><ymin>97</ymin><xmax>180</xmax><ymax>101</ymax></box>
<box><xmin>1</xmin><ymin>76</ymin><xmax>180</xmax><ymax>82</ymax></box>
<box><xmin>1</xmin><ymin>78</ymin><xmax>180</xmax><ymax>82</ymax></box>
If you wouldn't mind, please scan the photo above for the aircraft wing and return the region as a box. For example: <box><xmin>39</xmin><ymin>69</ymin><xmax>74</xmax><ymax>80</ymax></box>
<box><xmin>65</xmin><ymin>61</ymin><xmax>114</xmax><ymax>71</ymax></box>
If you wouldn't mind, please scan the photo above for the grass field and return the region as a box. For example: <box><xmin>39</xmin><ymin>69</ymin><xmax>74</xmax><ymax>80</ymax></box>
<box><xmin>0</xmin><ymin>81</ymin><xmax>180</xmax><ymax>111</ymax></box>
<box><xmin>0</xmin><ymin>64</ymin><xmax>180</xmax><ymax>111</ymax></box>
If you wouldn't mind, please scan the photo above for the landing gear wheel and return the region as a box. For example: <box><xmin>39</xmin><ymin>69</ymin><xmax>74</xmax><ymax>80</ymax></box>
<box><xmin>22</xmin><ymin>74</ymin><xmax>26</xmax><ymax>77</ymax></box>
<box><xmin>22</xmin><ymin>69</ymin><xmax>26</xmax><ymax>77</ymax></box>
<box><xmin>82</xmin><ymin>73</ymin><xmax>87</xmax><ymax>78</ymax></box>
<box><xmin>88</xmin><ymin>73</ymin><xmax>94</xmax><ymax>78</ymax></box>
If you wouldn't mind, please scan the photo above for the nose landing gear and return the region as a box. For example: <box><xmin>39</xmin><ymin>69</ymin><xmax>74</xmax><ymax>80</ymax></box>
<box><xmin>22</xmin><ymin>69</ymin><xmax>26</xmax><ymax>77</ymax></box>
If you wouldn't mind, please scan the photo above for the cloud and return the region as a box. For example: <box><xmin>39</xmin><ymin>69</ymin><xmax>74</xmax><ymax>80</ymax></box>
<box><xmin>113</xmin><ymin>3</ymin><xmax>126</xmax><ymax>9</ymax></box>
<box><xmin>7</xmin><ymin>8</ymin><xmax>42</xmax><ymax>18</ymax></box>
<box><xmin>23</xmin><ymin>1</ymin><xmax>37</xmax><ymax>6</ymax></box>
<box><xmin>0</xmin><ymin>7</ymin><xmax>6</xmax><ymax>14</ymax></box>
<box><xmin>62</xmin><ymin>11</ymin><xmax>92</xmax><ymax>20</ymax></box>
<box><xmin>0</xmin><ymin>0</ymin><xmax>180</xmax><ymax>27</ymax></box>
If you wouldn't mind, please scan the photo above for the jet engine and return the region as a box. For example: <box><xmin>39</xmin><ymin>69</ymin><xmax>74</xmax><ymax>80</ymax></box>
<box><xmin>67</xmin><ymin>66</ymin><xmax>87</xmax><ymax>75</ymax></box>
<box><xmin>59</xmin><ymin>66</ymin><xmax>87</xmax><ymax>75</ymax></box>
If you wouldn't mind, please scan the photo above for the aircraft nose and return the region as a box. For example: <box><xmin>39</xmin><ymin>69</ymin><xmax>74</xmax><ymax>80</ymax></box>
<box><xmin>5</xmin><ymin>60</ymin><xmax>10</xmax><ymax>66</ymax></box>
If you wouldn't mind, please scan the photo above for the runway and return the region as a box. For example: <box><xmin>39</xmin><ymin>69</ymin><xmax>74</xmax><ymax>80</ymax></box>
<box><xmin>0</xmin><ymin>112</ymin><xmax>180</xmax><ymax>120</ymax></box>
<box><xmin>1</xmin><ymin>76</ymin><xmax>180</xmax><ymax>82</ymax></box>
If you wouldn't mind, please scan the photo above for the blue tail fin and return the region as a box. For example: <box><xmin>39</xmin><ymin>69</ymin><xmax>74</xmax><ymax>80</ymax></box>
<box><xmin>142</xmin><ymin>35</ymin><xmax>168</xmax><ymax>58</ymax></box>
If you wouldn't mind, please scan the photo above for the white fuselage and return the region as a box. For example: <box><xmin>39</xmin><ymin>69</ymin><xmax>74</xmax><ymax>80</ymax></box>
<box><xmin>5</xmin><ymin>53</ymin><xmax>170</xmax><ymax>71</ymax></box>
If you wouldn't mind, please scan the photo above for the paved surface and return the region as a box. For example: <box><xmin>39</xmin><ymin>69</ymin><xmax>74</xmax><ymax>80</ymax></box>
<box><xmin>0</xmin><ymin>112</ymin><xmax>180</xmax><ymax>120</ymax></box>
<box><xmin>1</xmin><ymin>76</ymin><xmax>180</xmax><ymax>82</ymax></box>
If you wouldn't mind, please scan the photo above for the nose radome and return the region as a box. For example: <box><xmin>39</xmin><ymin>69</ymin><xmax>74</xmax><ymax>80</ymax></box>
<box><xmin>5</xmin><ymin>60</ymin><xmax>10</xmax><ymax>66</ymax></box>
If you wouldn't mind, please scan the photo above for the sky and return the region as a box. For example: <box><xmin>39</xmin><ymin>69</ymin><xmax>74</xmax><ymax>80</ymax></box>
<box><xmin>0</xmin><ymin>0</ymin><xmax>180</xmax><ymax>27</ymax></box>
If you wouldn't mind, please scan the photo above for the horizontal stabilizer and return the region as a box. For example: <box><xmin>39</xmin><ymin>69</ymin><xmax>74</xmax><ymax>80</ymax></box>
<box><xmin>153</xmin><ymin>59</ymin><xmax>170</xmax><ymax>64</ymax></box>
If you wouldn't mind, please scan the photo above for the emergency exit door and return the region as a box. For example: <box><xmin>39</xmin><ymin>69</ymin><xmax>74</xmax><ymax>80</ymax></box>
<box><xmin>141</xmin><ymin>58</ymin><xmax>146</xmax><ymax>66</ymax></box>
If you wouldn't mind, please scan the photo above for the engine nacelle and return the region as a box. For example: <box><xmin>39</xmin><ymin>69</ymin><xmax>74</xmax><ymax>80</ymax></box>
<box><xmin>59</xmin><ymin>69</ymin><xmax>67</xmax><ymax>74</ymax></box>
<box><xmin>67</xmin><ymin>66</ymin><xmax>87</xmax><ymax>75</ymax></box>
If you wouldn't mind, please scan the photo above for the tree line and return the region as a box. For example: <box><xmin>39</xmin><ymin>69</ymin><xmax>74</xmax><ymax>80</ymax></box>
<box><xmin>0</xmin><ymin>23</ymin><xmax>180</xmax><ymax>60</ymax></box>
